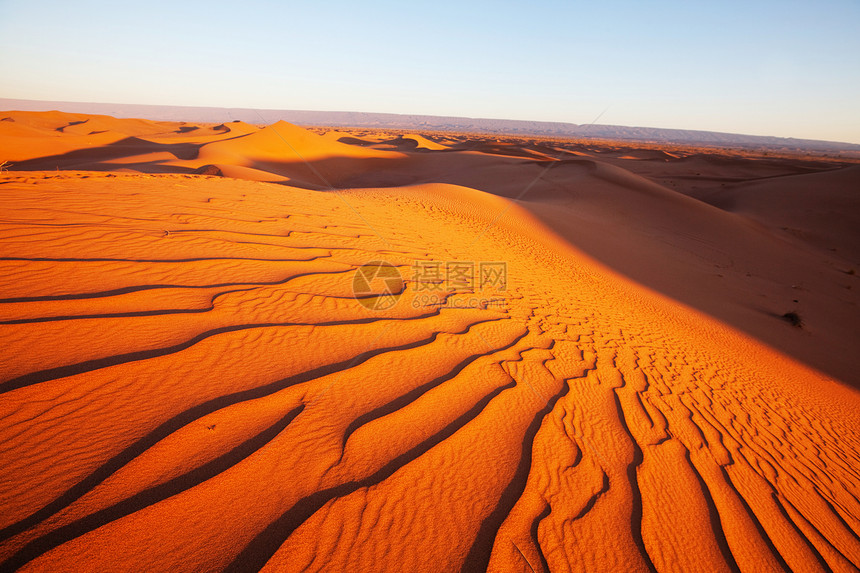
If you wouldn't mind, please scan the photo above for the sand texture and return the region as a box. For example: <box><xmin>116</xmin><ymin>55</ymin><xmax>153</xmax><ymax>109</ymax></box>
<box><xmin>1</xmin><ymin>111</ymin><xmax>859</xmax><ymax>572</ymax></box>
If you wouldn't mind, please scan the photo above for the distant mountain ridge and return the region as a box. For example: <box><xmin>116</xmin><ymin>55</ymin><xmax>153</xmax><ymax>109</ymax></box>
<box><xmin>2</xmin><ymin>97</ymin><xmax>858</xmax><ymax>153</ymax></box>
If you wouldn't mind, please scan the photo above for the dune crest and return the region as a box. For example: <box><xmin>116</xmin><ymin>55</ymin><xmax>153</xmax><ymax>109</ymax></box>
<box><xmin>198</xmin><ymin>120</ymin><xmax>400</xmax><ymax>164</ymax></box>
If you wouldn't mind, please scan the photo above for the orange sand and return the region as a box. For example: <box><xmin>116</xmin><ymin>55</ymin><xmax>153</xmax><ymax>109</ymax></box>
<box><xmin>0</xmin><ymin>111</ymin><xmax>858</xmax><ymax>572</ymax></box>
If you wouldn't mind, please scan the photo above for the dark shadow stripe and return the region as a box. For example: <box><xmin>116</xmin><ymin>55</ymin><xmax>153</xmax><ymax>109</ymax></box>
<box><xmin>225</xmin><ymin>374</ymin><xmax>520</xmax><ymax>572</ymax></box>
<box><xmin>529</xmin><ymin>501</ymin><xmax>552</xmax><ymax>572</ymax></box>
<box><xmin>0</xmin><ymin>266</ymin><xmax>354</xmax><ymax>305</ymax></box>
<box><xmin>462</xmin><ymin>360</ymin><xmax>581</xmax><ymax>571</ymax></box>
<box><xmin>0</xmin><ymin>257</ymin><xmax>320</xmax><ymax>263</ymax></box>
<box><xmin>681</xmin><ymin>448</ymin><xmax>742</xmax><ymax>573</ymax></box>
<box><xmin>0</xmin><ymin>405</ymin><xmax>305</xmax><ymax>571</ymax></box>
<box><xmin>609</xmin><ymin>387</ymin><xmax>658</xmax><ymax>573</ymax></box>
<box><xmin>340</xmin><ymin>329</ymin><xmax>530</xmax><ymax>451</ymax></box>
<box><xmin>0</xmin><ymin>304</ymin><xmax>445</xmax><ymax>394</ymax></box>
<box><xmin>0</xmin><ymin>319</ymin><xmax>498</xmax><ymax>544</ymax></box>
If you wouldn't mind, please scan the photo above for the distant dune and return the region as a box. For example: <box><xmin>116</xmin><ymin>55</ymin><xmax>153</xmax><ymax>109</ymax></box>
<box><xmin>1</xmin><ymin>110</ymin><xmax>858</xmax><ymax>572</ymax></box>
<box><xmin>3</xmin><ymin>97</ymin><xmax>860</xmax><ymax>154</ymax></box>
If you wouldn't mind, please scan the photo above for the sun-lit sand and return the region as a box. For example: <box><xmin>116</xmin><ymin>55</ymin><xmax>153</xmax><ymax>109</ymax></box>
<box><xmin>1</xmin><ymin>110</ymin><xmax>859</xmax><ymax>571</ymax></box>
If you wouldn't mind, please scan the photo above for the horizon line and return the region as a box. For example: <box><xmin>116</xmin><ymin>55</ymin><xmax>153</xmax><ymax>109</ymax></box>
<box><xmin>2</xmin><ymin>96</ymin><xmax>859</xmax><ymax>150</ymax></box>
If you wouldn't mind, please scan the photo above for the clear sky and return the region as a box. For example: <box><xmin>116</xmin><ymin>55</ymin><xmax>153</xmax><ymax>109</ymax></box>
<box><xmin>1</xmin><ymin>0</ymin><xmax>858</xmax><ymax>143</ymax></box>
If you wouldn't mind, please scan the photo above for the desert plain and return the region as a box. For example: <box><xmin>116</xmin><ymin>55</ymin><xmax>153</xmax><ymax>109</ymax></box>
<box><xmin>0</xmin><ymin>110</ymin><xmax>859</xmax><ymax>572</ymax></box>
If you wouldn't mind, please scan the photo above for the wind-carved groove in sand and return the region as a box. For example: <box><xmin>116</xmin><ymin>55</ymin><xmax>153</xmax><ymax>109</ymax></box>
<box><xmin>527</xmin><ymin>500</ymin><xmax>554</xmax><ymax>573</ymax></box>
<box><xmin>0</xmin><ymin>256</ymin><xmax>328</xmax><ymax>263</ymax></box>
<box><xmin>679</xmin><ymin>447</ymin><xmax>742</xmax><ymax>573</ymax></box>
<box><xmin>677</xmin><ymin>405</ymin><xmax>798</xmax><ymax>572</ymax></box>
<box><xmin>0</xmin><ymin>280</ymin><xmax>447</xmax><ymax>325</ymax></box>
<box><xmin>609</xmin><ymin>373</ymin><xmax>659</xmax><ymax>573</ymax></box>
<box><xmin>0</xmin><ymin>302</ymin><xmax>231</xmax><ymax>325</ymax></box>
<box><xmin>778</xmin><ymin>490</ymin><xmax>859</xmax><ymax>570</ymax></box>
<box><xmin>337</xmin><ymin>329</ymin><xmax>531</xmax><ymax>457</ymax></box>
<box><xmin>0</xmin><ymin>261</ymin><xmax>358</xmax><ymax>304</ymax></box>
<box><xmin>225</xmin><ymin>351</ymin><xmax>532</xmax><ymax>572</ymax></box>
<box><xmin>717</xmin><ymin>465</ymin><xmax>796</xmax><ymax>573</ymax></box>
<box><xmin>463</xmin><ymin>357</ymin><xmax>595</xmax><ymax>572</ymax></box>
<box><xmin>683</xmin><ymin>400</ymin><xmax>803</xmax><ymax>570</ymax></box>
<box><xmin>685</xmin><ymin>390</ymin><xmax>860</xmax><ymax>569</ymax></box>
<box><xmin>502</xmin><ymin>409</ymin><xmax>612</xmax><ymax>573</ymax></box>
<box><xmin>0</xmin><ymin>289</ymin><xmax>468</xmax><ymax>388</ymax></box>
<box><xmin>0</xmin><ymin>318</ymin><xmax>506</xmax><ymax>543</ymax></box>
<box><xmin>1</xmin><ymin>311</ymin><xmax>438</xmax><ymax>392</ymax></box>
<box><xmin>0</xmin><ymin>405</ymin><xmax>306</xmax><ymax>571</ymax></box>
<box><xmin>769</xmin><ymin>489</ymin><xmax>832</xmax><ymax>570</ymax></box>
<box><xmin>640</xmin><ymin>368</ymin><xmax>859</xmax><ymax>570</ymax></box>
<box><xmin>0</xmin><ymin>284</ymin><xmax>267</xmax><ymax>325</ymax></box>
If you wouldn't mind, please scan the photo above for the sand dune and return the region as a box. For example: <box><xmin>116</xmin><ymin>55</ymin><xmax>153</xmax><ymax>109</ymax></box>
<box><xmin>1</xmin><ymin>111</ymin><xmax>859</xmax><ymax>572</ymax></box>
<box><xmin>373</xmin><ymin>134</ymin><xmax>449</xmax><ymax>151</ymax></box>
<box><xmin>693</xmin><ymin>165</ymin><xmax>860</xmax><ymax>259</ymax></box>
<box><xmin>198</xmin><ymin>120</ymin><xmax>398</xmax><ymax>163</ymax></box>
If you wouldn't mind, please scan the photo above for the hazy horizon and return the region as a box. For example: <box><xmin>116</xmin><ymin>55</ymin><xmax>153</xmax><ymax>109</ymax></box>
<box><xmin>1</xmin><ymin>0</ymin><xmax>859</xmax><ymax>143</ymax></box>
<box><xmin>6</xmin><ymin>96</ymin><xmax>860</xmax><ymax>150</ymax></box>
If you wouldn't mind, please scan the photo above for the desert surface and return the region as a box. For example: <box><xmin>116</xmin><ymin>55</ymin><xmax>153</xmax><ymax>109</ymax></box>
<box><xmin>1</xmin><ymin>110</ymin><xmax>859</xmax><ymax>572</ymax></box>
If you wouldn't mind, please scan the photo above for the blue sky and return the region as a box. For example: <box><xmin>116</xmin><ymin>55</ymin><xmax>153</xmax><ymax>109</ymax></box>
<box><xmin>1</xmin><ymin>0</ymin><xmax>858</xmax><ymax>142</ymax></box>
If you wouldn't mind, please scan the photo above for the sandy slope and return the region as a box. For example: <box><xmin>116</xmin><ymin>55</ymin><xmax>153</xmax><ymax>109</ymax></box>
<box><xmin>0</xmin><ymin>112</ymin><xmax>859</xmax><ymax>572</ymax></box>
